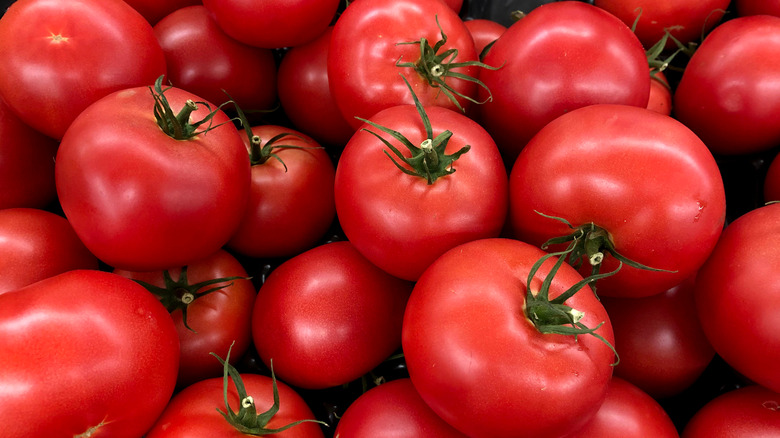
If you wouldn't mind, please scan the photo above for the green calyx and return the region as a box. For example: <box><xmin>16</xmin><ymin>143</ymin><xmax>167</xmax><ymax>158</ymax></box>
<box><xmin>150</xmin><ymin>75</ymin><xmax>229</xmax><ymax>140</ymax></box>
<box><xmin>356</xmin><ymin>75</ymin><xmax>470</xmax><ymax>185</ymax></box>
<box><xmin>395</xmin><ymin>15</ymin><xmax>501</xmax><ymax>113</ymax></box>
<box><xmin>211</xmin><ymin>344</ymin><xmax>327</xmax><ymax>435</ymax></box>
<box><xmin>631</xmin><ymin>9</ymin><xmax>698</xmax><ymax>90</ymax></box>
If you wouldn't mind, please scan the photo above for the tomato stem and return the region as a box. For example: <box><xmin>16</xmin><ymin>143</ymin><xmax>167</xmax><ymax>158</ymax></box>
<box><xmin>149</xmin><ymin>75</ymin><xmax>229</xmax><ymax>140</ymax></box>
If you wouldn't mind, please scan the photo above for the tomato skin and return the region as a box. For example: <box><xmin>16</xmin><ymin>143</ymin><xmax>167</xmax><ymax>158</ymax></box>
<box><xmin>694</xmin><ymin>203</ymin><xmax>780</xmax><ymax>394</ymax></box>
<box><xmin>648</xmin><ymin>70</ymin><xmax>673</xmax><ymax>116</ymax></box>
<box><xmin>478</xmin><ymin>1</ymin><xmax>650</xmax><ymax>164</ymax></box>
<box><xmin>463</xmin><ymin>18</ymin><xmax>507</xmax><ymax>56</ymax></box>
<box><xmin>334</xmin><ymin>104</ymin><xmax>508</xmax><ymax>281</ymax></box>
<box><xmin>403</xmin><ymin>238</ymin><xmax>616</xmax><ymax>438</ymax></box>
<box><xmin>673</xmin><ymin>15</ymin><xmax>780</xmax><ymax>155</ymax></box>
<box><xmin>509</xmin><ymin>104</ymin><xmax>726</xmax><ymax>298</ymax></box>
<box><xmin>765</xmin><ymin>152</ymin><xmax>780</xmax><ymax>203</ymax></box>
<box><xmin>0</xmin><ymin>0</ymin><xmax>167</xmax><ymax>140</ymax></box>
<box><xmin>333</xmin><ymin>378</ymin><xmax>469</xmax><ymax>438</ymax></box>
<box><xmin>122</xmin><ymin>0</ymin><xmax>202</xmax><ymax>25</ymax></box>
<box><xmin>55</xmin><ymin>85</ymin><xmax>251</xmax><ymax>271</ymax></box>
<box><xmin>154</xmin><ymin>5</ymin><xmax>278</xmax><ymax>112</ymax></box>
<box><xmin>226</xmin><ymin>125</ymin><xmax>336</xmax><ymax>259</ymax></box>
<box><xmin>251</xmin><ymin>241</ymin><xmax>413</xmax><ymax>390</ymax></box>
<box><xmin>146</xmin><ymin>373</ymin><xmax>324</xmax><ymax>437</ymax></box>
<box><xmin>682</xmin><ymin>385</ymin><xmax>780</xmax><ymax>437</ymax></box>
<box><xmin>0</xmin><ymin>270</ymin><xmax>180</xmax><ymax>438</ymax></box>
<box><xmin>736</xmin><ymin>0</ymin><xmax>780</xmax><ymax>17</ymax></box>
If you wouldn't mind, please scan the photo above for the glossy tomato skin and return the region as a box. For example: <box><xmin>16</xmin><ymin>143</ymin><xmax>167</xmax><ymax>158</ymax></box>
<box><xmin>154</xmin><ymin>5</ymin><xmax>278</xmax><ymax>112</ymax></box>
<box><xmin>478</xmin><ymin>1</ymin><xmax>650</xmax><ymax>164</ymax></box>
<box><xmin>122</xmin><ymin>0</ymin><xmax>202</xmax><ymax>25</ymax></box>
<box><xmin>146</xmin><ymin>373</ymin><xmax>324</xmax><ymax>437</ymax></box>
<box><xmin>694</xmin><ymin>203</ymin><xmax>780</xmax><ymax>394</ymax></box>
<box><xmin>509</xmin><ymin>104</ymin><xmax>726</xmax><ymax>298</ymax></box>
<box><xmin>463</xmin><ymin>18</ymin><xmax>507</xmax><ymax>57</ymax></box>
<box><xmin>648</xmin><ymin>70</ymin><xmax>673</xmax><ymax>116</ymax></box>
<box><xmin>335</xmin><ymin>105</ymin><xmax>508</xmax><ymax>281</ymax></box>
<box><xmin>55</xmin><ymin>85</ymin><xmax>251</xmax><ymax>271</ymax></box>
<box><xmin>333</xmin><ymin>378</ymin><xmax>469</xmax><ymax>438</ymax></box>
<box><xmin>673</xmin><ymin>15</ymin><xmax>780</xmax><ymax>155</ymax></box>
<box><xmin>329</xmin><ymin>0</ymin><xmax>481</xmax><ymax>130</ymax></box>
<box><xmin>0</xmin><ymin>208</ymin><xmax>99</xmax><ymax>295</ymax></box>
<box><xmin>227</xmin><ymin>125</ymin><xmax>336</xmax><ymax>259</ymax></box>
<box><xmin>114</xmin><ymin>249</ymin><xmax>256</xmax><ymax>389</ymax></box>
<box><xmin>765</xmin><ymin>152</ymin><xmax>780</xmax><ymax>202</ymax></box>
<box><xmin>0</xmin><ymin>0</ymin><xmax>167</xmax><ymax>139</ymax></box>
<box><xmin>0</xmin><ymin>270</ymin><xmax>180</xmax><ymax>438</ymax></box>
<box><xmin>403</xmin><ymin>238</ymin><xmax>616</xmax><ymax>438</ymax></box>
<box><xmin>682</xmin><ymin>385</ymin><xmax>780</xmax><ymax>437</ymax></box>
<box><xmin>252</xmin><ymin>241</ymin><xmax>413</xmax><ymax>390</ymax></box>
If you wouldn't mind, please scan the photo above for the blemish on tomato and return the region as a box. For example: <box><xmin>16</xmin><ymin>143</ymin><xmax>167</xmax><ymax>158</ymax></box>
<box><xmin>763</xmin><ymin>400</ymin><xmax>779</xmax><ymax>411</ymax></box>
<box><xmin>49</xmin><ymin>33</ymin><xmax>69</xmax><ymax>43</ymax></box>
<box><xmin>694</xmin><ymin>200</ymin><xmax>705</xmax><ymax>222</ymax></box>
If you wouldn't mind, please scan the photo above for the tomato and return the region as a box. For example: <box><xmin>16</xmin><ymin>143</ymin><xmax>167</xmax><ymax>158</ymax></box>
<box><xmin>0</xmin><ymin>0</ymin><xmax>166</xmax><ymax>139</ymax></box>
<box><xmin>694</xmin><ymin>202</ymin><xmax>780</xmax><ymax>394</ymax></box>
<box><xmin>0</xmin><ymin>269</ymin><xmax>180</xmax><ymax>437</ymax></box>
<box><xmin>463</xmin><ymin>18</ymin><xmax>507</xmax><ymax>57</ymax></box>
<box><xmin>333</xmin><ymin>378</ymin><xmax>469</xmax><ymax>437</ymax></box>
<box><xmin>252</xmin><ymin>241</ymin><xmax>413</xmax><ymax>390</ymax></box>
<box><xmin>682</xmin><ymin>385</ymin><xmax>780</xmax><ymax>437</ymax></box>
<box><xmin>673</xmin><ymin>15</ymin><xmax>780</xmax><ymax>155</ymax></box>
<box><xmin>648</xmin><ymin>69</ymin><xmax>673</xmax><ymax>116</ymax></box>
<box><xmin>600</xmin><ymin>275</ymin><xmax>715</xmax><ymax>399</ymax></box>
<box><xmin>55</xmin><ymin>79</ymin><xmax>251</xmax><ymax>271</ymax></box>
<box><xmin>765</xmin><ymin>152</ymin><xmax>780</xmax><ymax>203</ymax></box>
<box><xmin>329</xmin><ymin>0</ymin><xmax>483</xmax><ymax>130</ymax></box>
<box><xmin>277</xmin><ymin>26</ymin><xmax>354</xmax><ymax>148</ymax></box>
<box><xmin>114</xmin><ymin>249</ymin><xmax>256</xmax><ymax>389</ymax></box>
<box><xmin>478</xmin><ymin>1</ymin><xmax>650</xmax><ymax>164</ymax></box>
<box><xmin>509</xmin><ymin>104</ymin><xmax>726</xmax><ymax>298</ymax></box>
<box><xmin>334</xmin><ymin>101</ymin><xmax>507</xmax><ymax>281</ymax></box>
<box><xmin>0</xmin><ymin>95</ymin><xmax>58</xmax><ymax>209</ymax></box>
<box><xmin>154</xmin><ymin>5</ymin><xmax>278</xmax><ymax>112</ymax></box>
<box><xmin>201</xmin><ymin>0</ymin><xmax>339</xmax><ymax>49</ymax></box>
<box><xmin>403</xmin><ymin>237</ymin><xmax>616</xmax><ymax>438</ymax></box>
<box><xmin>736</xmin><ymin>0</ymin><xmax>780</xmax><ymax>17</ymax></box>
<box><xmin>122</xmin><ymin>0</ymin><xmax>201</xmax><ymax>25</ymax></box>
<box><xmin>226</xmin><ymin>124</ymin><xmax>337</xmax><ymax>260</ymax></box>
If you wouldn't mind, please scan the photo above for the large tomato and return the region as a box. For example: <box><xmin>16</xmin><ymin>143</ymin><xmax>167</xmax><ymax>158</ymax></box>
<box><xmin>509</xmin><ymin>104</ymin><xmax>726</xmax><ymax>298</ymax></box>
<box><xmin>0</xmin><ymin>0</ymin><xmax>166</xmax><ymax>139</ymax></box>
<box><xmin>682</xmin><ymin>385</ymin><xmax>780</xmax><ymax>437</ymax></box>
<box><xmin>478</xmin><ymin>1</ymin><xmax>650</xmax><ymax>164</ymax></box>
<box><xmin>55</xmin><ymin>78</ymin><xmax>251</xmax><ymax>271</ymax></box>
<box><xmin>0</xmin><ymin>270</ymin><xmax>180</xmax><ymax>437</ymax></box>
<box><xmin>403</xmin><ymin>238</ymin><xmax>616</xmax><ymax>438</ymax></box>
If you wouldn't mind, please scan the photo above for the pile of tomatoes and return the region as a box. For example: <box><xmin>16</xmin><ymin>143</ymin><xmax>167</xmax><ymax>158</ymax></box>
<box><xmin>1</xmin><ymin>0</ymin><xmax>779</xmax><ymax>436</ymax></box>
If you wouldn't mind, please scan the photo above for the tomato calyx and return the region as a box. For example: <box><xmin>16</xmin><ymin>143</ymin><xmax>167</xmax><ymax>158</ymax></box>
<box><xmin>132</xmin><ymin>267</ymin><xmax>249</xmax><ymax>332</ymax></box>
<box><xmin>357</xmin><ymin>75</ymin><xmax>470</xmax><ymax>185</ymax></box>
<box><xmin>150</xmin><ymin>75</ymin><xmax>229</xmax><ymax>140</ymax></box>
<box><xmin>211</xmin><ymin>344</ymin><xmax>327</xmax><ymax>435</ymax></box>
<box><xmin>395</xmin><ymin>16</ymin><xmax>501</xmax><ymax>112</ymax></box>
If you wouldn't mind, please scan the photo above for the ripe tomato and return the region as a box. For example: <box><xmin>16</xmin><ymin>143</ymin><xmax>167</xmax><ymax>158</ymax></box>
<box><xmin>0</xmin><ymin>270</ymin><xmax>180</xmax><ymax>438</ymax></box>
<box><xmin>463</xmin><ymin>18</ymin><xmax>507</xmax><ymax>57</ymax></box>
<box><xmin>121</xmin><ymin>0</ymin><xmax>202</xmax><ymax>25</ymax></box>
<box><xmin>403</xmin><ymin>238</ymin><xmax>616</xmax><ymax>438</ymax></box>
<box><xmin>55</xmin><ymin>79</ymin><xmax>251</xmax><ymax>271</ymax></box>
<box><xmin>252</xmin><ymin>241</ymin><xmax>413</xmax><ymax>390</ymax></box>
<box><xmin>509</xmin><ymin>104</ymin><xmax>726</xmax><ymax>298</ymax></box>
<box><xmin>682</xmin><ymin>385</ymin><xmax>780</xmax><ymax>437</ymax></box>
<box><xmin>648</xmin><ymin>69</ymin><xmax>673</xmax><ymax>116</ymax></box>
<box><xmin>736</xmin><ymin>0</ymin><xmax>780</xmax><ymax>17</ymax></box>
<box><xmin>694</xmin><ymin>202</ymin><xmax>780</xmax><ymax>394</ymax></box>
<box><xmin>765</xmin><ymin>152</ymin><xmax>780</xmax><ymax>202</ymax></box>
<box><xmin>673</xmin><ymin>15</ymin><xmax>780</xmax><ymax>155</ymax></box>
<box><xmin>0</xmin><ymin>0</ymin><xmax>166</xmax><ymax>139</ymax></box>
<box><xmin>478</xmin><ymin>1</ymin><xmax>650</xmax><ymax>164</ymax></box>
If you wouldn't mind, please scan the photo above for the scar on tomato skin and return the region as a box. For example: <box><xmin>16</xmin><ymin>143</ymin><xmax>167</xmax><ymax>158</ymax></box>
<box><xmin>48</xmin><ymin>33</ymin><xmax>69</xmax><ymax>43</ymax></box>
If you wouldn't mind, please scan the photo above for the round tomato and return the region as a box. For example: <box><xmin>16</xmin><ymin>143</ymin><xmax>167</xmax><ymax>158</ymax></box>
<box><xmin>509</xmin><ymin>104</ymin><xmax>726</xmax><ymax>298</ymax></box>
<box><xmin>0</xmin><ymin>0</ymin><xmax>166</xmax><ymax>139</ymax></box>
<box><xmin>0</xmin><ymin>269</ymin><xmax>180</xmax><ymax>438</ymax></box>
<box><xmin>463</xmin><ymin>18</ymin><xmax>507</xmax><ymax>58</ymax></box>
<box><xmin>765</xmin><ymin>152</ymin><xmax>780</xmax><ymax>202</ymax></box>
<box><xmin>682</xmin><ymin>385</ymin><xmax>780</xmax><ymax>437</ymax></box>
<box><xmin>55</xmin><ymin>78</ymin><xmax>251</xmax><ymax>271</ymax></box>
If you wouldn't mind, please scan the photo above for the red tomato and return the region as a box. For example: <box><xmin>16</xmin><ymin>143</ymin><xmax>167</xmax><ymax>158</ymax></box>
<box><xmin>154</xmin><ymin>5</ymin><xmax>278</xmax><ymax>112</ymax></box>
<box><xmin>648</xmin><ymin>69</ymin><xmax>673</xmax><ymax>116</ymax></box>
<box><xmin>0</xmin><ymin>270</ymin><xmax>180</xmax><ymax>438</ymax></box>
<box><xmin>478</xmin><ymin>1</ymin><xmax>650</xmax><ymax>164</ymax></box>
<box><xmin>333</xmin><ymin>378</ymin><xmax>469</xmax><ymax>437</ymax></box>
<box><xmin>682</xmin><ymin>385</ymin><xmax>780</xmax><ymax>437</ymax></box>
<box><xmin>601</xmin><ymin>275</ymin><xmax>715</xmax><ymax>399</ymax></box>
<box><xmin>252</xmin><ymin>241</ymin><xmax>413</xmax><ymax>390</ymax></box>
<box><xmin>114</xmin><ymin>249</ymin><xmax>256</xmax><ymax>389</ymax></box>
<box><xmin>403</xmin><ymin>238</ymin><xmax>616</xmax><ymax>438</ymax></box>
<box><xmin>463</xmin><ymin>18</ymin><xmax>507</xmax><ymax>57</ymax></box>
<box><xmin>329</xmin><ymin>0</ymin><xmax>482</xmax><ymax>130</ymax></box>
<box><xmin>122</xmin><ymin>0</ymin><xmax>201</xmax><ymax>24</ymax></box>
<box><xmin>277</xmin><ymin>26</ymin><xmax>354</xmax><ymax>148</ymax></box>
<box><xmin>201</xmin><ymin>0</ymin><xmax>339</xmax><ymax>49</ymax></box>
<box><xmin>673</xmin><ymin>15</ymin><xmax>780</xmax><ymax>155</ymax></box>
<box><xmin>736</xmin><ymin>0</ymin><xmax>780</xmax><ymax>17</ymax></box>
<box><xmin>0</xmin><ymin>0</ymin><xmax>166</xmax><ymax>139</ymax></box>
<box><xmin>694</xmin><ymin>202</ymin><xmax>780</xmax><ymax>394</ymax></box>
<box><xmin>334</xmin><ymin>103</ymin><xmax>507</xmax><ymax>281</ymax></box>
<box><xmin>765</xmin><ymin>152</ymin><xmax>780</xmax><ymax>202</ymax></box>
<box><xmin>0</xmin><ymin>95</ymin><xmax>58</xmax><ymax>209</ymax></box>
<box><xmin>509</xmin><ymin>104</ymin><xmax>726</xmax><ymax>298</ymax></box>
<box><xmin>55</xmin><ymin>80</ymin><xmax>251</xmax><ymax>271</ymax></box>
<box><xmin>226</xmin><ymin>125</ymin><xmax>336</xmax><ymax>259</ymax></box>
